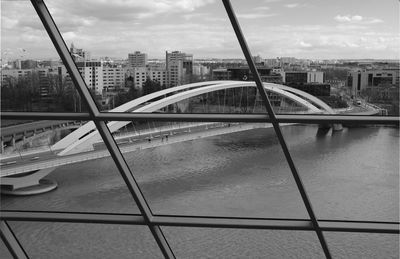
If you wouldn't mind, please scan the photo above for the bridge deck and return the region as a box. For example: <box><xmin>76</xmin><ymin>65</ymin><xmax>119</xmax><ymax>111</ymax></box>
<box><xmin>1</xmin><ymin>120</ymin><xmax>82</xmax><ymax>140</ymax></box>
<box><xmin>1</xmin><ymin>122</ymin><xmax>283</xmax><ymax>177</ymax></box>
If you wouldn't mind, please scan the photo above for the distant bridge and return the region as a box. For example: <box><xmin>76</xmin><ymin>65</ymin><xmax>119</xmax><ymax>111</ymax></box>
<box><xmin>53</xmin><ymin>81</ymin><xmax>334</xmax><ymax>156</ymax></box>
<box><xmin>1</xmin><ymin>81</ymin><xmax>336</xmax><ymax>193</ymax></box>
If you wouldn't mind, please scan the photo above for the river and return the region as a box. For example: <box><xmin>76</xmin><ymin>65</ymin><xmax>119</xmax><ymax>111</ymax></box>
<box><xmin>1</xmin><ymin>125</ymin><xmax>399</xmax><ymax>258</ymax></box>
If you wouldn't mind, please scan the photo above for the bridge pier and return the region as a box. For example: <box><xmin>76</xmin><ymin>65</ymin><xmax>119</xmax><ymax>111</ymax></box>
<box><xmin>332</xmin><ymin>124</ymin><xmax>343</xmax><ymax>131</ymax></box>
<box><xmin>1</xmin><ymin>168</ymin><xmax>57</xmax><ymax>196</ymax></box>
<box><xmin>318</xmin><ymin>124</ymin><xmax>343</xmax><ymax>131</ymax></box>
<box><xmin>11</xmin><ymin>134</ymin><xmax>16</xmax><ymax>147</ymax></box>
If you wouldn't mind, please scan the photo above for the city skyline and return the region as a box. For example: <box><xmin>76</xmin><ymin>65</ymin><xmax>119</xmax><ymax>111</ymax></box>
<box><xmin>2</xmin><ymin>0</ymin><xmax>399</xmax><ymax>60</ymax></box>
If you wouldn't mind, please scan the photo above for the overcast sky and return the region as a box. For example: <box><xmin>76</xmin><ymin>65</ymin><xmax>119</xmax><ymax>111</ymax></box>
<box><xmin>2</xmin><ymin>0</ymin><xmax>399</xmax><ymax>60</ymax></box>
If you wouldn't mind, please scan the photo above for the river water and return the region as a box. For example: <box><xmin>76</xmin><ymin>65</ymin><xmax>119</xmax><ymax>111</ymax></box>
<box><xmin>1</xmin><ymin>125</ymin><xmax>399</xmax><ymax>258</ymax></box>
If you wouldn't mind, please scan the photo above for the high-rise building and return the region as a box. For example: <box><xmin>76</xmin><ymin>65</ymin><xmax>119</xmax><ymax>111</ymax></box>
<box><xmin>166</xmin><ymin>51</ymin><xmax>193</xmax><ymax>87</ymax></box>
<box><xmin>128</xmin><ymin>51</ymin><xmax>148</xmax><ymax>68</ymax></box>
<box><xmin>125</xmin><ymin>67</ymin><xmax>147</xmax><ymax>90</ymax></box>
<box><xmin>70</xmin><ymin>43</ymin><xmax>91</xmax><ymax>62</ymax></box>
<box><xmin>75</xmin><ymin>61</ymin><xmax>104</xmax><ymax>95</ymax></box>
<box><xmin>147</xmin><ymin>67</ymin><xmax>167</xmax><ymax>86</ymax></box>
<box><xmin>102</xmin><ymin>66</ymin><xmax>126</xmax><ymax>90</ymax></box>
<box><xmin>124</xmin><ymin>64</ymin><xmax>167</xmax><ymax>91</ymax></box>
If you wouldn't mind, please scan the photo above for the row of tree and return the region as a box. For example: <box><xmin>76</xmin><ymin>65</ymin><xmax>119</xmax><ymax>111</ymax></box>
<box><xmin>1</xmin><ymin>72</ymin><xmax>89</xmax><ymax>112</ymax></box>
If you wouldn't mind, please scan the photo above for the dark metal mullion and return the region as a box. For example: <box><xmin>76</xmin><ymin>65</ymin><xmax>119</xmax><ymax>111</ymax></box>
<box><xmin>221</xmin><ymin>0</ymin><xmax>332</xmax><ymax>258</ymax></box>
<box><xmin>93</xmin><ymin>121</ymin><xmax>175</xmax><ymax>258</ymax></box>
<box><xmin>2</xmin><ymin>211</ymin><xmax>399</xmax><ymax>234</ymax></box>
<box><xmin>2</xmin><ymin>112</ymin><xmax>399</xmax><ymax>124</ymax></box>
<box><xmin>0</xmin><ymin>211</ymin><xmax>145</xmax><ymax>225</ymax></box>
<box><xmin>29</xmin><ymin>1</ymin><xmax>175</xmax><ymax>258</ymax></box>
<box><xmin>0</xmin><ymin>221</ymin><xmax>29</xmax><ymax>259</ymax></box>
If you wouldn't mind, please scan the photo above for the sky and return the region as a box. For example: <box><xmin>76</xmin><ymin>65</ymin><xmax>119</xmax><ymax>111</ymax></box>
<box><xmin>1</xmin><ymin>0</ymin><xmax>399</xmax><ymax>60</ymax></box>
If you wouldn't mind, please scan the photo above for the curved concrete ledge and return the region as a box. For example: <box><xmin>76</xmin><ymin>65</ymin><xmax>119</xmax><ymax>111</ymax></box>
<box><xmin>1</xmin><ymin>178</ymin><xmax>57</xmax><ymax>196</ymax></box>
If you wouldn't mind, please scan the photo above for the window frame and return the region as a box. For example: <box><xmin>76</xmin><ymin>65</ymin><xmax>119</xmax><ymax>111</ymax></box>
<box><xmin>0</xmin><ymin>0</ymin><xmax>399</xmax><ymax>258</ymax></box>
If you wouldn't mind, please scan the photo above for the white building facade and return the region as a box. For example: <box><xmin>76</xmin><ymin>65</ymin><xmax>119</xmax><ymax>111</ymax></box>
<box><xmin>102</xmin><ymin>67</ymin><xmax>125</xmax><ymax>90</ymax></box>
<box><xmin>76</xmin><ymin>61</ymin><xmax>104</xmax><ymax>95</ymax></box>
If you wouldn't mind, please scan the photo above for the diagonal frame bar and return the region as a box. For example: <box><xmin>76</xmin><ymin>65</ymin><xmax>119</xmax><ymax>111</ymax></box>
<box><xmin>0</xmin><ymin>221</ymin><xmax>29</xmax><ymax>259</ymax></box>
<box><xmin>29</xmin><ymin>0</ymin><xmax>175</xmax><ymax>258</ymax></box>
<box><xmin>1</xmin><ymin>1</ymin><xmax>398</xmax><ymax>258</ymax></box>
<box><xmin>221</xmin><ymin>0</ymin><xmax>332</xmax><ymax>258</ymax></box>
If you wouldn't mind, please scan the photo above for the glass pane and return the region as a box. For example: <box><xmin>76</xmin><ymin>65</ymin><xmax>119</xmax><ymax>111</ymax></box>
<box><xmin>1</xmin><ymin>119</ymin><xmax>140</xmax><ymax>214</ymax></box>
<box><xmin>1</xmin><ymin>119</ymin><xmax>88</xmax><ymax>155</ymax></box>
<box><xmin>1</xmin><ymin>0</ymin><xmax>89</xmax><ymax>112</ymax></box>
<box><xmin>45</xmin><ymin>0</ymin><xmax>248</xmax><ymax>112</ymax></box>
<box><xmin>232</xmin><ymin>0</ymin><xmax>399</xmax><ymax>117</ymax></box>
<box><xmin>163</xmin><ymin>227</ymin><xmax>325</xmax><ymax>258</ymax></box>
<box><xmin>282</xmin><ymin>124</ymin><xmax>399</xmax><ymax>222</ymax></box>
<box><xmin>325</xmin><ymin>232</ymin><xmax>399</xmax><ymax>259</ymax></box>
<box><xmin>9</xmin><ymin>221</ymin><xmax>163</xmax><ymax>258</ymax></box>
<box><xmin>0</xmin><ymin>238</ymin><xmax>13</xmax><ymax>259</ymax></box>
<box><xmin>104</xmin><ymin>120</ymin><xmax>310</xmax><ymax>219</ymax></box>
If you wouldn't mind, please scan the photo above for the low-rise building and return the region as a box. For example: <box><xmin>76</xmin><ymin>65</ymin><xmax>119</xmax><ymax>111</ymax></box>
<box><xmin>347</xmin><ymin>69</ymin><xmax>399</xmax><ymax>97</ymax></box>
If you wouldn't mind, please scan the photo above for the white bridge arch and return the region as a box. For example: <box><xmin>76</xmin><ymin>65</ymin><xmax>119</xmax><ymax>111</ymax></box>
<box><xmin>54</xmin><ymin>81</ymin><xmax>335</xmax><ymax>155</ymax></box>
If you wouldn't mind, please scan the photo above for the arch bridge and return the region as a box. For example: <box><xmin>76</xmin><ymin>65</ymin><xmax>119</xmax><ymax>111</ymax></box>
<box><xmin>53</xmin><ymin>81</ymin><xmax>336</xmax><ymax>156</ymax></box>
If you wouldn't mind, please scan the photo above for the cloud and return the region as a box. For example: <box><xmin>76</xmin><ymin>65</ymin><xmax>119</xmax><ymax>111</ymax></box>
<box><xmin>299</xmin><ymin>41</ymin><xmax>312</xmax><ymax>48</ymax></box>
<box><xmin>47</xmin><ymin>0</ymin><xmax>216</xmax><ymax>24</ymax></box>
<box><xmin>1</xmin><ymin>0</ymin><xmax>397</xmax><ymax>60</ymax></box>
<box><xmin>334</xmin><ymin>15</ymin><xmax>362</xmax><ymax>22</ymax></box>
<box><xmin>285</xmin><ymin>3</ymin><xmax>299</xmax><ymax>8</ymax></box>
<box><xmin>368</xmin><ymin>18</ymin><xmax>385</xmax><ymax>24</ymax></box>
<box><xmin>237</xmin><ymin>23</ymin><xmax>399</xmax><ymax>59</ymax></box>
<box><xmin>334</xmin><ymin>15</ymin><xmax>384</xmax><ymax>24</ymax></box>
<box><xmin>182</xmin><ymin>12</ymin><xmax>208</xmax><ymax>20</ymax></box>
<box><xmin>237</xmin><ymin>13</ymin><xmax>277</xmax><ymax>19</ymax></box>
<box><xmin>256</xmin><ymin>6</ymin><xmax>271</xmax><ymax>11</ymax></box>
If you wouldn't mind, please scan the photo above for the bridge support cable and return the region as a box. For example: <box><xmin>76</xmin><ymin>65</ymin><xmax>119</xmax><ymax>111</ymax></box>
<box><xmin>29</xmin><ymin>0</ymin><xmax>175</xmax><ymax>258</ymax></box>
<box><xmin>222</xmin><ymin>0</ymin><xmax>332</xmax><ymax>258</ymax></box>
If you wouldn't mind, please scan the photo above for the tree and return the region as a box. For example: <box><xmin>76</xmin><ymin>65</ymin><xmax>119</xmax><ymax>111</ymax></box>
<box><xmin>112</xmin><ymin>76</ymin><xmax>142</xmax><ymax>108</ymax></box>
<box><xmin>143</xmin><ymin>78</ymin><xmax>162</xmax><ymax>96</ymax></box>
<box><xmin>1</xmin><ymin>72</ymin><xmax>40</xmax><ymax>111</ymax></box>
